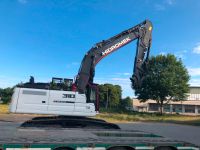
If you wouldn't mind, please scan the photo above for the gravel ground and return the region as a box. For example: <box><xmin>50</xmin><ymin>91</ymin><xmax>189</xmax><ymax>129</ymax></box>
<box><xmin>119</xmin><ymin>122</ymin><xmax>200</xmax><ymax>146</ymax></box>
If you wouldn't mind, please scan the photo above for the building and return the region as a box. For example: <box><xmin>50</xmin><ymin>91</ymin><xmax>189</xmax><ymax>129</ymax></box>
<box><xmin>187</xmin><ymin>86</ymin><xmax>200</xmax><ymax>100</ymax></box>
<box><xmin>132</xmin><ymin>86</ymin><xmax>200</xmax><ymax>115</ymax></box>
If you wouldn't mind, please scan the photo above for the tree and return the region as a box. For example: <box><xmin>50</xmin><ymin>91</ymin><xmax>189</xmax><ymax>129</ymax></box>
<box><xmin>98</xmin><ymin>84</ymin><xmax>122</xmax><ymax>109</ymax></box>
<box><xmin>0</xmin><ymin>87</ymin><xmax>14</xmax><ymax>104</ymax></box>
<box><xmin>119</xmin><ymin>96</ymin><xmax>133</xmax><ymax>111</ymax></box>
<box><xmin>132</xmin><ymin>54</ymin><xmax>190</xmax><ymax>114</ymax></box>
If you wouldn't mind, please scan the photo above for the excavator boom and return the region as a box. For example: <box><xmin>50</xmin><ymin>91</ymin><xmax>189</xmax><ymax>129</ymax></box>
<box><xmin>75</xmin><ymin>20</ymin><xmax>153</xmax><ymax>93</ymax></box>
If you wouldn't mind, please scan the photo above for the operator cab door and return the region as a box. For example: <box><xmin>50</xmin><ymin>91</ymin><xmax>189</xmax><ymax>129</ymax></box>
<box><xmin>48</xmin><ymin>90</ymin><xmax>75</xmax><ymax>115</ymax></box>
<box><xmin>87</xmin><ymin>84</ymin><xmax>99</xmax><ymax>112</ymax></box>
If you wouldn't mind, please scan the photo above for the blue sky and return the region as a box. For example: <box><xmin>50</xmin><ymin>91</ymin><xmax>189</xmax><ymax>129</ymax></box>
<box><xmin>0</xmin><ymin>0</ymin><xmax>200</xmax><ymax>97</ymax></box>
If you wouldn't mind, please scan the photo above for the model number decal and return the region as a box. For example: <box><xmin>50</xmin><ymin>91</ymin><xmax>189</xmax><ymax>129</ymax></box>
<box><xmin>53</xmin><ymin>100</ymin><xmax>75</xmax><ymax>103</ymax></box>
<box><xmin>63</xmin><ymin>94</ymin><xmax>75</xmax><ymax>98</ymax></box>
<box><xmin>102</xmin><ymin>37</ymin><xmax>131</xmax><ymax>56</ymax></box>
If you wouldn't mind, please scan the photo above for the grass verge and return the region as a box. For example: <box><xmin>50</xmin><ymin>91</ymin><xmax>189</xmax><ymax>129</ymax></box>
<box><xmin>0</xmin><ymin>104</ymin><xmax>9</xmax><ymax>114</ymax></box>
<box><xmin>96</xmin><ymin>109</ymin><xmax>200</xmax><ymax>126</ymax></box>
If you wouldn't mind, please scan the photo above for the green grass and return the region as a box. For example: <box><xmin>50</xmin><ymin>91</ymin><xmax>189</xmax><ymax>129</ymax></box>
<box><xmin>0</xmin><ymin>104</ymin><xmax>9</xmax><ymax>114</ymax></box>
<box><xmin>95</xmin><ymin>108</ymin><xmax>200</xmax><ymax>126</ymax></box>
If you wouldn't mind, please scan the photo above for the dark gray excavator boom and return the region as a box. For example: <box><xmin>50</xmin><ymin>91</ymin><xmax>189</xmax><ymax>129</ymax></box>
<box><xmin>75</xmin><ymin>20</ymin><xmax>153</xmax><ymax>93</ymax></box>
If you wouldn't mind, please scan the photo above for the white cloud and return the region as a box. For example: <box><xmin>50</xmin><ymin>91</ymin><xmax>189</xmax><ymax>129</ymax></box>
<box><xmin>193</xmin><ymin>43</ymin><xmax>200</xmax><ymax>54</ymax></box>
<box><xmin>66</xmin><ymin>62</ymin><xmax>80</xmax><ymax>68</ymax></box>
<box><xmin>0</xmin><ymin>76</ymin><xmax>22</xmax><ymax>88</ymax></box>
<box><xmin>95</xmin><ymin>77</ymin><xmax>130</xmax><ymax>85</ymax></box>
<box><xmin>189</xmin><ymin>78</ymin><xmax>200</xmax><ymax>86</ymax></box>
<box><xmin>175</xmin><ymin>50</ymin><xmax>187</xmax><ymax>59</ymax></box>
<box><xmin>123</xmin><ymin>73</ymin><xmax>131</xmax><ymax>76</ymax></box>
<box><xmin>111</xmin><ymin>78</ymin><xmax>130</xmax><ymax>81</ymax></box>
<box><xmin>154</xmin><ymin>0</ymin><xmax>175</xmax><ymax>11</ymax></box>
<box><xmin>155</xmin><ymin>4</ymin><xmax>165</xmax><ymax>11</ymax></box>
<box><xmin>159</xmin><ymin>50</ymin><xmax>187</xmax><ymax>59</ymax></box>
<box><xmin>116</xmin><ymin>72</ymin><xmax>131</xmax><ymax>76</ymax></box>
<box><xmin>71</xmin><ymin>62</ymin><xmax>79</xmax><ymax>65</ymax></box>
<box><xmin>159</xmin><ymin>52</ymin><xmax>167</xmax><ymax>55</ymax></box>
<box><xmin>188</xmin><ymin>67</ymin><xmax>200</xmax><ymax>76</ymax></box>
<box><xmin>165</xmin><ymin>0</ymin><xmax>175</xmax><ymax>5</ymax></box>
<box><xmin>18</xmin><ymin>0</ymin><xmax>27</xmax><ymax>4</ymax></box>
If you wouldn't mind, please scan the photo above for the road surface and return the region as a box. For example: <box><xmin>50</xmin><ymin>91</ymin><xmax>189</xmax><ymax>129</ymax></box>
<box><xmin>0</xmin><ymin>114</ymin><xmax>199</xmax><ymax>146</ymax></box>
<box><xmin>119</xmin><ymin>122</ymin><xmax>200</xmax><ymax>146</ymax></box>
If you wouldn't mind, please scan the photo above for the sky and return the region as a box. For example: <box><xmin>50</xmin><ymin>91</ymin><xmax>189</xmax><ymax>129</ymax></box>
<box><xmin>0</xmin><ymin>0</ymin><xmax>200</xmax><ymax>97</ymax></box>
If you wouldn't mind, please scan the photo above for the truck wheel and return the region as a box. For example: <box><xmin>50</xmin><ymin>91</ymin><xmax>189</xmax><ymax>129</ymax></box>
<box><xmin>108</xmin><ymin>146</ymin><xmax>134</xmax><ymax>150</ymax></box>
<box><xmin>154</xmin><ymin>146</ymin><xmax>176</xmax><ymax>150</ymax></box>
<box><xmin>53</xmin><ymin>147</ymin><xmax>74</xmax><ymax>150</ymax></box>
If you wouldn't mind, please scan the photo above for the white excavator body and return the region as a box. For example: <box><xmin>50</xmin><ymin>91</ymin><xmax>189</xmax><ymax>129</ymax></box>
<box><xmin>10</xmin><ymin>87</ymin><xmax>97</xmax><ymax>116</ymax></box>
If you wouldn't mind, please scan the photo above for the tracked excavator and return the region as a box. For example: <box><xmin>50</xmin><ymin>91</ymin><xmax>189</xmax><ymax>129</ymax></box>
<box><xmin>9</xmin><ymin>20</ymin><xmax>152</xmax><ymax>128</ymax></box>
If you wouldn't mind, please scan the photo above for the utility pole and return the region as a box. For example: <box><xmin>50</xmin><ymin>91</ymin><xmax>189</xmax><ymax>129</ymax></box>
<box><xmin>0</xmin><ymin>93</ymin><xmax>2</xmax><ymax>104</ymax></box>
<box><xmin>106</xmin><ymin>88</ymin><xmax>109</xmax><ymax>109</ymax></box>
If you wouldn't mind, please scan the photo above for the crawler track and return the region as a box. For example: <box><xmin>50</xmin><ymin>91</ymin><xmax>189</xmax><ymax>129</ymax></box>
<box><xmin>20</xmin><ymin>116</ymin><xmax>120</xmax><ymax>129</ymax></box>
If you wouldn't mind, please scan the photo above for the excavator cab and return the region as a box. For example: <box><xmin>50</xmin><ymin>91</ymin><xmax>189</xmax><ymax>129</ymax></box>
<box><xmin>50</xmin><ymin>77</ymin><xmax>73</xmax><ymax>91</ymax></box>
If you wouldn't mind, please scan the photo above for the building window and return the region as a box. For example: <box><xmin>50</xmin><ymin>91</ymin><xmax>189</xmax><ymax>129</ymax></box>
<box><xmin>198</xmin><ymin>106</ymin><xmax>200</xmax><ymax>114</ymax></box>
<box><xmin>188</xmin><ymin>93</ymin><xmax>200</xmax><ymax>100</ymax></box>
<box><xmin>172</xmin><ymin>104</ymin><xmax>182</xmax><ymax>113</ymax></box>
<box><xmin>185</xmin><ymin>105</ymin><xmax>195</xmax><ymax>113</ymax></box>
<box><xmin>149</xmin><ymin>103</ymin><xmax>159</xmax><ymax>111</ymax></box>
<box><xmin>164</xmin><ymin>104</ymin><xmax>170</xmax><ymax>112</ymax></box>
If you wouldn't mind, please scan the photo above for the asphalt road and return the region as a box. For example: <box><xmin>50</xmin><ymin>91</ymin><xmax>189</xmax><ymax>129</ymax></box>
<box><xmin>0</xmin><ymin>114</ymin><xmax>200</xmax><ymax>146</ymax></box>
<box><xmin>119</xmin><ymin>122</ymin><xmax>200</xmax><ymax>146</ymax></box>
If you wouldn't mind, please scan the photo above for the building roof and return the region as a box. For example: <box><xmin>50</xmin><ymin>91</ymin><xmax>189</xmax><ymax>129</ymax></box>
<box><xmin>132</xmin><ymin>99</ymin><xmax>148</xmax><ymax>107</ymax></box>
<box><xmin>190</xmin><ymin>86</ymin><xmax>200</xmax><ymax>88</ymax></box>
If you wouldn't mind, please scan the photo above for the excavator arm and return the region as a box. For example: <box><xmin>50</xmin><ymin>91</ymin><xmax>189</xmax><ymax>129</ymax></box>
<box><xmin>75</xmin><ymin>20</ymin><xmax>153</xmax><ymax>94</ymax></box>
